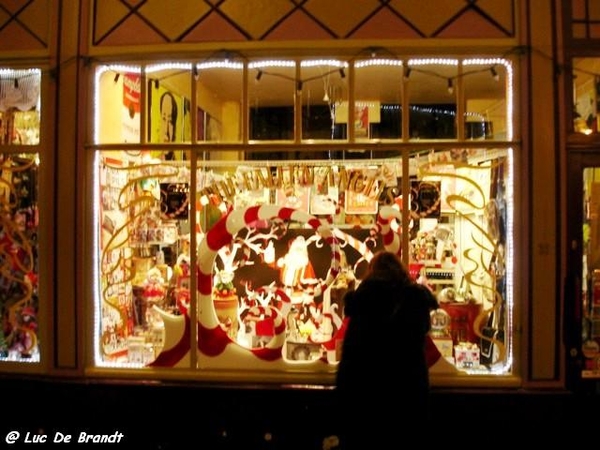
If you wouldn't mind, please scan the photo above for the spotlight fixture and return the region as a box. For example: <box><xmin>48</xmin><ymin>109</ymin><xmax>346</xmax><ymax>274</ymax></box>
<box><xmin>447</xmin><ymin>78</ymin><xmax>454</xmax><ymax>94</ymax></box>
<box><xmin>490</xmin><ymin>66</ymin><xmax>500</xmax><ymax>82</ymax></box>
<box><xmin>403</xmin><ymin>67</ymin><xmax>412</xmax><ymax>80</ymax></box>
<box><xmin>154</xmin><ymin>79</ymin><xmax>159</xmax><ymax>89</ymax></box>
<box><xmin>339</xmin><ymin>68</ymin><xmax>346</xmax><ymax>78</ymax></box>
<box><xmin>113</xmin><ymin>73</ymin><xmax>120</xmax><ymax>83</ymax></box>
<box><xmin>14</xmin><ymin>78</ymin><xmax>19</xmax><ymax>88</ymax></box>
<box><xmin>296</xmin><ymin>80</ymin><xmax>303</xmax><ymax>91</ymax></box>
<box><xmin>193</xmin><ymin>66</ymin><xmax>199</xmax><ymax>81</ymax></box>
<box><xmin>255</xmin><ymin>70</ymin><xmax>263</xmax><ymax>81</ymax></box>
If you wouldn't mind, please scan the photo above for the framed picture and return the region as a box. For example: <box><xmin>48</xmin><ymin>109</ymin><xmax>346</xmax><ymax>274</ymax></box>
<box><xmin>276</xmin><ymin>185</ymin><xmax>311</xmax><ymax>213</ymax></box>
<box><xmin>234</xmin><ymin>187</ymin><xmax>271</xmax><ymax>210</ymax></box>
<box><xmin>310</xmin><ymin>186</ymin><xmax>338</xmax><ymax>215</ymax></box>
<box><xmin>345</xmin><ymin>189</ymin><xmax>378</xmax><ymax>215</ymax></box>
<box><xmin>354</xmin><ymin>104</ymin><xmax>369</xmax><ymax>138</ymax></box>
<box><xmin>409</xmin><ymin>180</ymin><xmax>441</xmax><ymax>219</ymax></box>
<box><xmin>160</xmin><ymin>183</ymin><xmax>190</xmax><ymax>220</ymax></box>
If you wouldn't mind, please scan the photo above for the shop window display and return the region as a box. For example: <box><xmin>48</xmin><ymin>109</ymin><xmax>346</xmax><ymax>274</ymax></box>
<box><xmin>94</xmin><ymin>149</ymin><xmax>511</xmax><ymax>376</ymax></box>
<box><xmin>93</xmin><ymin>56</ymin><xmax>513</xmax><ymax>379</ymax></box>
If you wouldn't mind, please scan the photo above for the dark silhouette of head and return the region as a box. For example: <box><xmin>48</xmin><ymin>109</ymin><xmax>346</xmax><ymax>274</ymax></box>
<box><xmin>364</xmin><ymin>250</ymin><xmax>412</xmax><ymax>285</ymax></box>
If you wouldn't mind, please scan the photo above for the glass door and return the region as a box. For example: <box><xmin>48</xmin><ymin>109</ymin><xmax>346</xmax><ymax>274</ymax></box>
<box><xmin>567</xmin><ymin>152</ymin><xmax>600</xmax><ymax>392</ymax></box>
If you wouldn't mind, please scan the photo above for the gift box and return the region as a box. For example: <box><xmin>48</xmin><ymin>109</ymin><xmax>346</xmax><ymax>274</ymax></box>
<box><xmin>286</xmin><ymin>341</ymin><xmax>322</xmax><ymax>361</ymax></box>
<box><xmin>454</xmin><ymin>342</ymin><xmax>480</xmax><ymax>369</ymax></box>
<box><xmin>127</xmin><ymin>336</ymin><xmax>146</xmax><ymax>363</ymax></box>
<box><xmin>432</xmin><ymin>336</ymin><xmax>453</xmax><ymax>359</ymax></box>
<box><xmin>439</xmin><ymin>302</ymin><xmax>482</xmax><ymax>345</ymax></box>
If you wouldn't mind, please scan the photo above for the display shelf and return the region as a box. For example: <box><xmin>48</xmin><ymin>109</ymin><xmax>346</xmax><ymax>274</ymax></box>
<box><xmin>425</xmin><ymin>267</ymin><xmax>455</xmax><ymax>283</ymax></box>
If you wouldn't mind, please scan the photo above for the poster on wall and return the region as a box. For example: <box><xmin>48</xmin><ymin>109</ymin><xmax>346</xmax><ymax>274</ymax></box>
<box><xmin>150</xmin><ymin>87</ymin><xmax>185</xmax><ymax>143</ymax></box>
<box><xmin>197</xmin><ymin>108</ymin><xmax>206</xmax><ymax>141</ymax></box>
<box><xmin>354</xmin><ymin>104</ymin><xmax>369</xmax><ymax>138</ymax></box>
<box><xmin>122</xmin><ymin>73</ymin><xmax>141</xmax><ymax>143</ymax></box>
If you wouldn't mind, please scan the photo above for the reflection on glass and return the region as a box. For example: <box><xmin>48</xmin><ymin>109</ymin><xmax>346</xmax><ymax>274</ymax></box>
<box><xmin>0</xmin><ymin>153</ymin><xmax>40</xmax><ymax>362</ymax></box>
<box><xmin>0</xmin><ymin>69</ymin><xmax>41</xmax><ymax>145</ymax></box>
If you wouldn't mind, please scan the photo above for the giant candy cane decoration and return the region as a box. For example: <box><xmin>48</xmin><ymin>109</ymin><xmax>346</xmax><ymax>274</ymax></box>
<box><xmin>150</xmin><ymin>203</ymin><xmax>452</xmax><ymax>373</ymax></box>
<box><xmin>376</xmin><ymin>205</ymin><xmax>403</xmax><ymax>257</ymax></box>
<box><xmin>150</xmin><ymin>205</ymin><xmax>341</xmax><ymax>370</ymax></box>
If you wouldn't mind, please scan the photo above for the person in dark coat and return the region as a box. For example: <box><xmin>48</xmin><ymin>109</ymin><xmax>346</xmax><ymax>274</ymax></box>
<box><xmin>334</xmin><ymin>250</ymin><xmax>439</xmax><ymax>448</ymax></box>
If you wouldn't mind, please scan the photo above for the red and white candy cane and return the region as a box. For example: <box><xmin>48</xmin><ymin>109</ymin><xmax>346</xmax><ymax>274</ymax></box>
<box><xmin>377</xmin><ymin>205</ymin><xmax>402</xmax><ymax>258</ymax></box>
<box><xmin>332</xmin><ymin>227</ymin><xmax>375</xmax><ymax>272</ymax></box>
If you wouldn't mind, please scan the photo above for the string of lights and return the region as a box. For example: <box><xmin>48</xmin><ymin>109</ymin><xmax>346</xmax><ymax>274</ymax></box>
<box><xmin>7</xmin><ymin>43</ymin><xmax>596</xmax><ymax>93</ymax></box>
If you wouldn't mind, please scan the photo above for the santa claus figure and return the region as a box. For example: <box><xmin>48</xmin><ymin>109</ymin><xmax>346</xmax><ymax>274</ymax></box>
<box><xmin>277</xmin><ymin>236</ymin><xmax>316</xmax><ymax>290</ymax></box>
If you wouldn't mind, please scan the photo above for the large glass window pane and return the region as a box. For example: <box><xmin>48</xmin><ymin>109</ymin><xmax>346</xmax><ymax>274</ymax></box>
<box><xmin>95</xmin><ymin>151</ymin><xmax>191</xmax><ymax>367</ymax></box>
<box><xmin>92</xmin><ymin>147</ymin><xmax>513</xmax><ymax>376</ymax></box>
<box><xmin>0</xmin><ymin>69</ymin><xmax>41</xmax><ymax>145</ymax></box>
<box><xmin>301</xmin><ymin>60</ymin><xmax>348</xmax><ymax>141</ymax></box>
<box><xmin>463</xmin><ymin>59</ymin><xmax>509</xmax><ymax>140</ymax></box>
<box><xmin>411</xmin><ymin>148</ymin><xmax>512</xmax><ymax>373</ymax></box>
<box><xmin>353</xmin><ymin>58</ymin><xmax>403</xmax><ymax>140</ymax></box>
<box><xmin>195</xmin><ymin>58</ymin><xmax>243</xmax><ymax>143</ymax></box>
<box><xmin>249</xmin><ymin>60</ymin><xmax>296</xmax><ymax>142</ymax></box>
<box><xmin>406</xmin><ymin>59</ymin><xmax>458</xmax><ymax>139</ymax></box>
<box><xmin>147</xmin><ymin>64</ymin><xmax>193</xmax><ymax>147</ymax></box>
<box><xmin>0</xmin><ymin>153</ymin><xmax>40</xmax><ymax>361</ymax></box>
